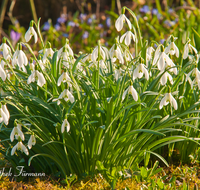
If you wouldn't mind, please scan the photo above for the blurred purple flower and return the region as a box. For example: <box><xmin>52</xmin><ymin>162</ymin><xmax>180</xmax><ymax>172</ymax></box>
<box><xmin>54</xmin><ymin>23</ymin><xmax>61</xmax><ymax>31</ymax></box>
<box><xmin>57</xmin><ymin>14</ymin><xmax>67</xmax><ymax>24</ymax></box>
<box><xmin>82</xmin><ymin>31</ymin><xmax>89</xmax><ymax>39</ymax></box>
<box><xmin>79</xmin><ymin>13</ymin><xmax>87</xmax><ymax>22</ymax></box>
<box><xmin>43</xmin><ymin>21</ymin><xmax>50</xmax><ymax>31</ymax></box>
<box><xmin>152</xmin><ymin>8</ymin><xmax>158</xmax><ymax>15</ymax></box>
<box><xmin>105</xmin><ymin>42</ymin><xmax>108</xmax><ymax>46</ymax></box>
<box><xmin>106</xmin><ymin>17</ymin><xmax>111</xmax><ymax>28</ymax></box>
<box><xmin>140</xmin><ymin>5</ymin><xmax>150</xmax><ymax>13</ymax></box>
<box><xmin>98</xmin><ymin>24</ymin><xmax>103</xmax><ymax>28</ymax></box>
<box><xmin>168</xmin><ymin>8</ymin><xmax>174</xmax><ymax>14</ymax></box>
<box><xmin>100</xmin><ymin>32</ymin><xmax>104</xmax><ymax>38</ymax></box>
<box><xmin>87</xmin><ymin>18</ymin><xmax>92</xmax><ymax>24</ymax></box>
<box><xmin>160</xmin><ymin>39</ymin><xmax>165</xmax><ymax>44</ymax></box>
<box><xmin>62</xmin><ymin>33</ymin><xmax>69</xmax><ymax>37</ymax></box>
<box><xmin>68</xmin><ymin>21</ymin><xmax>76</xmax><ymax>27</ymax></box>
<box><xmin>10</xmin><ymin>30</ymin><xmax>21</xmax><ymax>42</ymax></box>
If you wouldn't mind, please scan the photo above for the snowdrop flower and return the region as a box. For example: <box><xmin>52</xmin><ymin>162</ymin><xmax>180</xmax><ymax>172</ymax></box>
<box><xmin>120</xmin><ymin>31</ymin><xmax>135</xmax><ymax>46</ymax></box>
<box><xmin>53</xmin><ymin>89</ymin><xmax>75</xmax><ymax>105</ymax></box>
<box><xmin>25</xmin><ymin>21</ymin><xmax>38</xmax><ymax>43</ymax></box>
<box><xmin>0</xmin><ymin>62</ymin><xmax>6</xmax><ymax>81</ymax></box>
<box><xmin>109</xmin><ymin>43</ymin><xmax>124</xmax><ymax>64</ymax></box>
<box><xmin>10</xmin><ymin>126</ymin><xmax>25</xmax><ymax>142</ymax></box>
<box><xmin>27</xmin><ymin>70</ymin><xmax>46</xmax><ymax>87</ymax></box>
<box><xmin>133</xmin><ymin>63</ymin><xmax>149</xmax><ymax>80</ymax></box>
<box><xmin>99</xmin><ymin>60</ymin><xmax>107</xmax><ymax>71</ymax></box>
<box><xmin>92</xmin><ymin>43</ymin><xmax>109</xmax><ymax>62</ymax></box>
<box><xmin>160</xmin><ymin>71</ymin><xmax>173</xmax><ymax>85</ymax></box>
<box><xmin>2</xmin><ymin>104</ymin><xmax>10</xmax><ymax>123</ymax></box>
<box><xmin>186</xmin><ymin>67</ymin><xmax>200</xmax><ymax>89</ymax></box>
<box><xmin>123</xmin><ymin>49</ymin><xmax>133</xmax><ymax>62</ymax></box>
<box><xmin>153</xmin><ymin>45</ymin><xmax>175</xmax><ymax>72</ymax></box>
<box><xmin>11</xmin><ymin>141</ymin><xmax>29</xmax><ymax>156</ymax></box>
<box><xmin>41</xmin><ymin>42</ymin><xmax>54</xmax><ymax>62</ymax></box>
<box><xmin>82</xmin><ymin>53</ymin><xmax>92</xmax><ymax>63</ymax></box>
<box><xmin>61</xmin><ymin>119</ymin><xmax>70</xmax><ymax>133</ymax></box>
<box><xmin>0</xmin><ymin>38</ymin><xmax>12</xmax><ymax>60</ymax></box>
<box><xmin>122</xmin><ymin>85</ymin><xmax>138</xmax><ymax>101</ymax></box>
<box><xmin>114</xmin><ymin>69</ymin><xmax>121</xmax><ymax>81</ymax></box>
<box><xmin>115</xmin><ymin>14</ymin><xmax>132</xmax><ymax>32</ymax></box>
<box><xmin>57</xmin><ymin>39</ymin><xmax>74</xmax><ymax>59</ymax></box>
<box><xmin>159</xmin><ymin>93</ymin><xmax>177</xmax><ymax>110</ymax></box>
<box><xmin>57</xmin><ymin>71</ymin><xmax>72</xmax><ymax>87</ymax></box>
<box><xmin>12</xmin><ymin>44</ymin><xmax>28</xmax><ymax>72</ymax></box>
<box><xmin>183</xmin><ymin>41</ymin><xmax>198</xmax><ymax>59</ymax></box>
<box><xmin>165</xmin><ymin>36</ymin><xmax>179</xmax><ymax>57</ymax></box>
<box><xmin>0</xmin><ymin>104</ymin><xmax>9</xmax><ymax>125</ymax></box>
<box><xmin>146</xmin><ymin>46</ymin><xmax>155</xmax><ymax>65</ymax></box>
<box><xmin>28</xmin><ymin>135</ymin><xmax>36</xmax><ymax>149</ymax></box>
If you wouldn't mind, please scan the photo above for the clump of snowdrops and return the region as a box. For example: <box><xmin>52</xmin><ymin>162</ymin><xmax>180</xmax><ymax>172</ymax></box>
<box><xmin>0</xmin><ymin>6</ymin><xmax>200</xmax><ymax>184</ymax></box>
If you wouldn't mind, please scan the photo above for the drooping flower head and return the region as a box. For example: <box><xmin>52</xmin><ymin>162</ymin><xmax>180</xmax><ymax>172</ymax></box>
<box><xmin>0</xmin><ymin>37</ymin><xmax>12</xmax><ymax>61</ymax></box>
<box><xmin>25</xmin><ymin>20</ymin><xmax>38</xmax><ymax>43</ymax></box>
<box><xmin>115</xmin><ymin>14</ymin><xmax>132</xmax><ymax>32</ymax></box>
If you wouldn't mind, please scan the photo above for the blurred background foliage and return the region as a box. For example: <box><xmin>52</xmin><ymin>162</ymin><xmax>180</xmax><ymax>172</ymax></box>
<box><xmin>0</xmin><ymin>0</ymin><xmax>200</xmax><ymax>53</ymax></box>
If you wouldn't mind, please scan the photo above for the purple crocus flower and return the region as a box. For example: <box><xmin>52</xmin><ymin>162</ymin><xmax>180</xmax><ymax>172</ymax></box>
<box><xmin>62</xmin><ymin>33</ymin><xmax>69</xmax><ymax>38</ymax></box>
<box><xmin>57</xmin><ymin>14</ymin><xmax>67</xmax><ymax>24</ymax></box>
<box><xmin>98</xmin><ymin>24</ymin><xmax>103</xmax><ymax>28</ymax></box>
<box><xmin>140</xmin><ymin>5</ymin><xmax>150</xmax><ymax>13</ymax></box>
<box><xmin>87</xmin><ymin>18</ymin><xmax>92</xmax><ymax>24</ymax></box>
<box><xmin>160</xmin><ymin>39</ymin><xmax>165</xmax><ymax>44</ymax></box>
<box><xmin>82</xmin><ymin>31</ymin><xmax>89</xmax><ymax>39</ymax></box>
<box><xmin>79</xmin><ymin>13</ymin><xmax>87</xmax><ymax>22</ymax></box>
<box><xmin>152</xmin><ymin>8</ymin><xmax>158</xmax><ymax>15</ymax></box>
<box><xmin>68</xmin><ymin>21</ymin><xmax>76</xmax><ymax>27</ymax></box>
<box><xmin>10</xmin><ymin>30</ymin><xmax>21</xmax><ymax>42</ymax></box>
<box><xmin>43</xmin><ymin>21</ymin><xmax>50</xmax><ymax>31</ymax></box>
<box><xmin>168</xmin><ymin>8</ymin><xmax>174</xmax><ymax>14</ymax></box>
<box><xmin>106</xmin><ymin>17</ymin><xmax>111</xmax><ymax>28</ymax></box>
<box><xmin>54</xmin><ymin>23</ymin><xmax>61</xmax><ymax>31</ymax></box>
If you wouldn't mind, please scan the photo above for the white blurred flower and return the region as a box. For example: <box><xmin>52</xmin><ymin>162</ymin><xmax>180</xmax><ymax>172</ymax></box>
<box><xmin>186</xmin><ymin>67</ymin><xmax>200</xmax><ymax>89</ymax></box>
<box><xmin>61</xmin><ymin>119</ymin><xmax>70</xmax><ymax>133</ymax></box>
<box><xmin>53</xmin><ymin>89</ymin><xmax>75</xmax><ymax>105</ymax></box>
<box><xmin>120</xmin><ymin>31</ymin><xmax>135</xmax><ymax>46</ymax></box>
<box><xmin>27</xmin><ymin>70</ymin><xmax>46</xmax><ymax>87</ymax></box>
<box><xmin>160</xmin><ymin>71</ymin><xmax>173</xmax><ymax>85</ymax></box>
<box><xmin>57</xmin><ymin>43</ymin><xmax>74</xmax><ymax>59</ymax></box>
<box><xmin>11</xmin><ymin>141</ymin><xmax>29</xmax><ymax>156</ymax></box>
<box><xmin>92</xmin><ymin>45</ymin><xmax>109</xmax><ymax>62</ymax></box>
<box><xmin>25</xmin><ymin>26</ymin><xmax>38</xmax><ymax>43</ymax></box>
<box><xmin>123</xmin><ymin>49</ymin><xmax>133</xmax><ymax>62</ymax></box>
<box><xmin>12</xmin><ymin>50</ymin><xmax>28</xmax><ymax>72</ymax></box>
<box><xmin>28</xmin><ymin>135</ymin><xmax>36</xmax><ymax>149</ymax></box>
<box><xmin>114</xmin><ymin>69</ymin><xmax>121</xmax><ymax>81</ymax></box>
<box><xmin>10</xmin><ymin>126</ymin><xmax>25</xmax><ymax>142</ymax></box>
<box><xmin>109</xmin><ymin>44</ymin><xmax>124</xmax><ymax>64</ymax></box>
<box><xmin>153</xmin><ymin>49</ymin><xmax>175</xmax><ymax>73</ymax></box>
<box><xmin>115</xmin><ymin>14</ymin><xmax>132</xmax><ymax>32</ymax></box>
<box><xmin>165</xmin><ymin>41</ymin><xmax>179</xmax><ymax>57</ymax></box>
<box><xmin>133</xmin><ymin>63</ymin><xmax>149</xmax><ymax>80</ymax></box>
<box><xmin>159</xmin><ymin>93</ymin><xmax>177</xmax><ymax>110</ymax></box>
<box><xmin>183</xmin><ymin>42</ymin><xmax>198</xmax><ymax>59</ymax></box>
<box><xmin>0</xmin><ymin>42</ymin><xmax>11</xmax><ymax>60</ymax></box>
<box><xmin>57</xmin><ymin>72</ymin><xmax>72</xmax><ymax>87</ymax></box>
<box><xmin>2</xmin><ymin>104</ymin><xmax>10</xmax><ymax>124</ymax></box>
<box><xmin>42</xmin><ymin>48</ymin><xmax>54</xmax><ymax>62</ymax></box>
<box><xmin>0</xmin><ymin>105</ymin><xmax>9</xmax><ymax>125</ymax></box>
<box><xmin>0</xmin><ymin>63</ymin><xmax>6</xmax><ymax>81</ymax></box>
<box><xmin>122</xmin><ymin>85</ymin><xmax>138</xmax><ymax>101</ymax></box>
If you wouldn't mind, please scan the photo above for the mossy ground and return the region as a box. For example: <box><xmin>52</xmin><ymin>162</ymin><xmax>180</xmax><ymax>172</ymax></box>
<box><xmin>0</xmin><ymin>165</ymin><xmax>200</xmax><ymax>190</ymax></box>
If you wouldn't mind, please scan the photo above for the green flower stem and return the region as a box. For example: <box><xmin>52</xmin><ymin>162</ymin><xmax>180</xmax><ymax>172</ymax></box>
<box><xmin>124</xmin><ymin>6</ymin><xmax>143</xmax><ymax>48</ymax></box>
